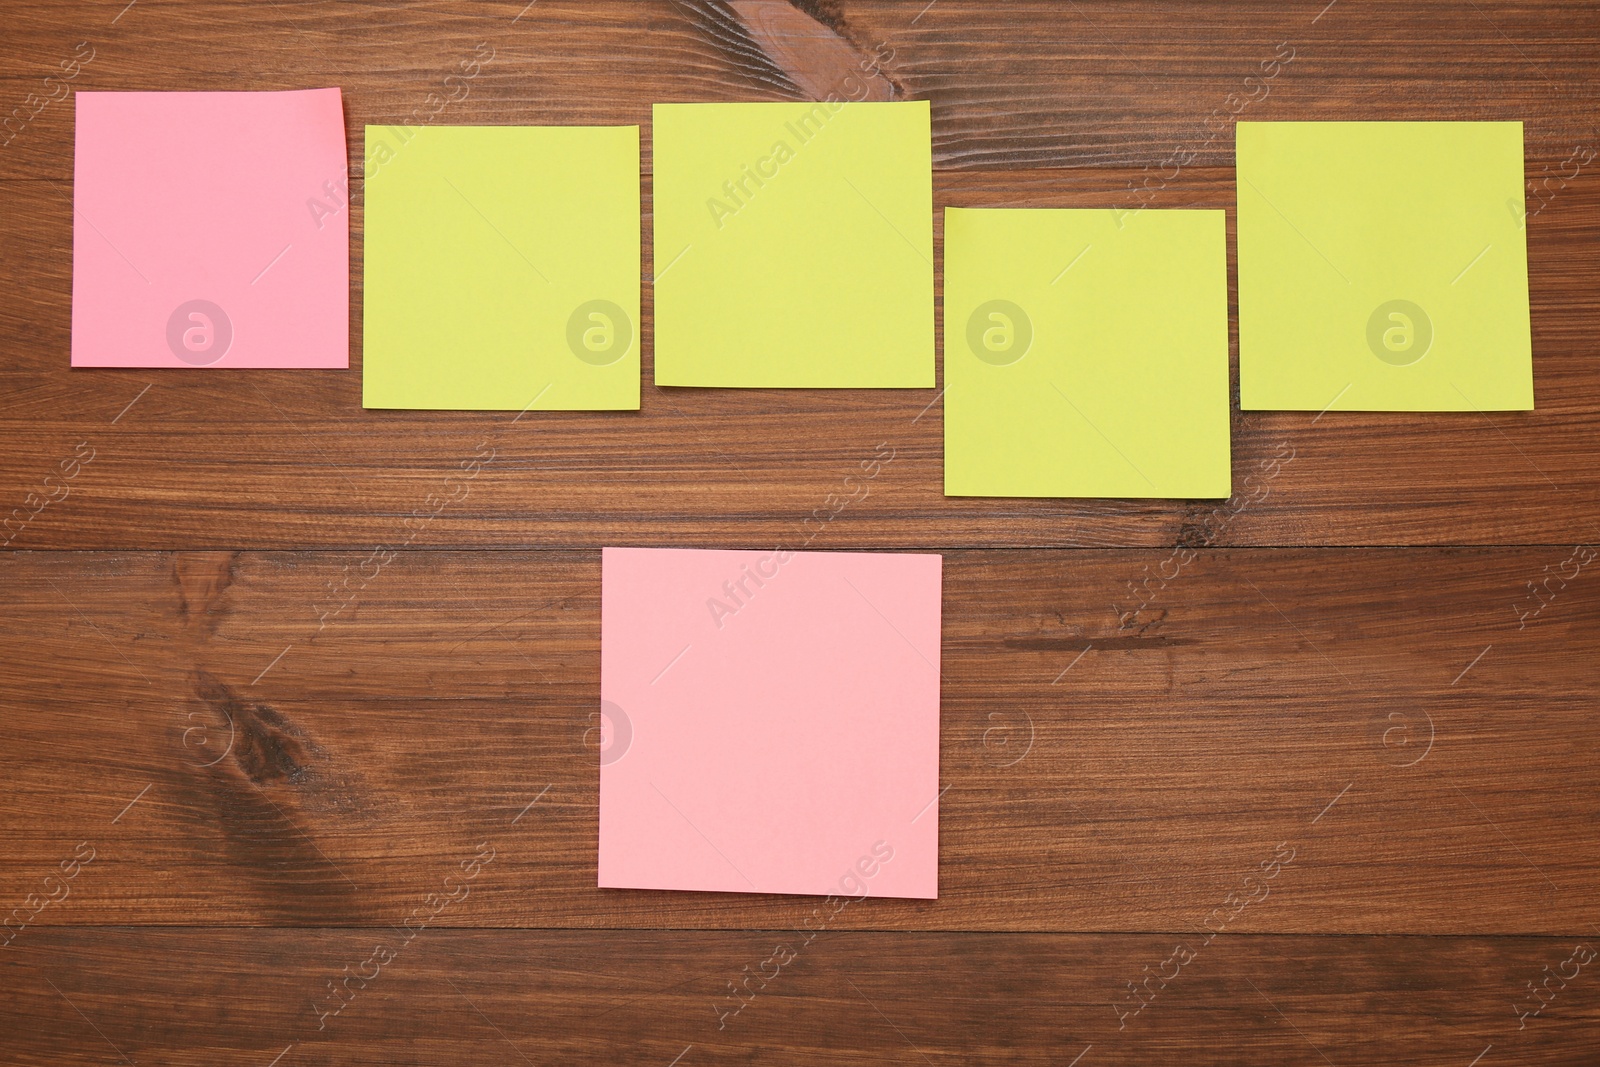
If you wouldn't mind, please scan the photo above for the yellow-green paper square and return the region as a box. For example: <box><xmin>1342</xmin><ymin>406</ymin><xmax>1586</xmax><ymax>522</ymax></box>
<box><xmin>363</xmin><ymin>125</ymin><xmax>640</xmax><ymax>410</ymax></box>
<box><xmin>1237</xmin><ymin>121</ymin><xmax>1532</xmax><ymax>411</ymax></box>
<box><xmin>944</xmin><ymin>208</ymin><xmax>1231</xmax><ymax>499</ymax></box>
<box><xmin>652</xmin><ymin>101</ymin><xmax>934</xmax><ymax>388</ymax></box>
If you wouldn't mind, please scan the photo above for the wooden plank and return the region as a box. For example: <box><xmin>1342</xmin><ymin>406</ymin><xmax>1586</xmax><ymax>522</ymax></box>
<box><xmin>2</xmin><ymin>548</ymin><xmax>1594</xmax><ymax>932</ymax></box>
<box><xmin>2</xmin><ymin>0</ymin><xmax>1596</xmax><ymax>175</ymax></box>
<box><xmin>4</xmin><ymin>929</ymin><xmax>1597</xmax><ymax>1065</ymax></box>
<box><xmin>4</xmin><ymin>1</ymin><xmax>1598</xmax><ymax>1062</ymax></box>
<box><xmin>1</xmin><ymin>162</ymin><xmax>1597</xmax><ymax>548</ymax></box>
<box><xmin>2</xmin><ymin>3</ymin><xmax>1597</xmax><ymax>548</ymax></box>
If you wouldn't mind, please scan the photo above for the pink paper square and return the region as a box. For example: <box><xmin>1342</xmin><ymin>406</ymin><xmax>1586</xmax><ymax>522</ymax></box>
<box><xmin>599</xmin><ymin>547</ymin><xmax>942</xmax><ymax>899</ymax></box>
<box><xmin>71</xmin><ymin>89</ymin><xmax>349</xmax><ymax>368</ymax></box>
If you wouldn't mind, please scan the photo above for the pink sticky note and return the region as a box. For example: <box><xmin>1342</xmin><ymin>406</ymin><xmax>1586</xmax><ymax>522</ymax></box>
<box><xmin>599</xmin><ymin>546</ymin><xmax>942</xmax><ymax>899</ymax></box>
<box><xmin>71</xmin><ymin>89</ymin><xmax>349</xmax><ymax>368</ymax></box>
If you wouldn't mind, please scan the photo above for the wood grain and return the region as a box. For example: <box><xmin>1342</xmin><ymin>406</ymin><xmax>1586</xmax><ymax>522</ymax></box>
<box><xmin>3</xmin><ymin>1</ymin><xmax>1597</xmax><ymax>173</ymax></box>
<box><xmin>3</xmin><ymin>1</ymin><xmax>1598</xmax><ymax>1063</ymax></box>
<box><xmin>5</xmin><ymin>930</ymin><xmax>1599</xmax><ymax>1066</ymax></box>
<box><xmin>2</xmin><ymin>547</ymin><xmax>1594</xmax><ymax>932</ymax></box>
<box><xmin>0</xmin><ymin>2</ymin><xmax>1597</xmax><ymax>548</ymax></box>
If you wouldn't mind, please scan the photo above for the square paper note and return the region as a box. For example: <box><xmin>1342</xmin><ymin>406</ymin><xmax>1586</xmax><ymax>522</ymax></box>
<box><xmin>653</xmin><ymin>101</ymin><xmax>934</xmax><ymax>388</ymax></box>
<box><xmin>599</xmin><ymin>546</ymin><xmax>941</xmax><ymax>898</ymax></box>
<box><xmin>363</xmin><ymin>125</ymin><xmax>641</xmax><ymax>410</ymax></box>
<box><xmin>1238</xmin><ymin>122</ymin><xmax>1532</xmax><ymax>411</ymax></box>
<box><xmin>72</xmin><ymin>89</ymin><xmax>349</xmax><ymax>368</ymax></box>
<box><xmin>944</xmin><ymin>207</ymin><xmax>1231</xmax><ymax>498</ymax></box>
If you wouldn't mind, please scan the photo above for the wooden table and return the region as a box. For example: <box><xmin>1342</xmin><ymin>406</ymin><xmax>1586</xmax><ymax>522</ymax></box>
<box><xmin>4</xmin><ymin>1</ymin><xmax>1598</xmax><ymax>1062</ymax></box>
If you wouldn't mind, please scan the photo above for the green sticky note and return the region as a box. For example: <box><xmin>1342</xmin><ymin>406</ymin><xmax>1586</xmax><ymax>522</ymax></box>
<box><xmin>363</xmin><ymin>125</ymin><xmax>640</xmax><ymax>410</ymax></box>
<box><xmin>944</xmin><ymin>208</ymin><xmax>1231</xmax><ymax>499</ymax></box>
<box><xmin>653</xmin><ymin>101</ymin><xmax>934</xmax><ymax>388</ymax></box>
<box><xmin>1238</xmin><ymin>121</ymin><xmax>1532</xmax><ymax>411</ymax></box>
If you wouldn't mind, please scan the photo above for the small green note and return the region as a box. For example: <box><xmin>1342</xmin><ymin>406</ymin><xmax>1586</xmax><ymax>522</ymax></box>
<box><xmin>363</xmin><ymin>125</ymin><xmax>640</xmax><ymax>410</ymax></box>
<box><xmin>1237</xmin><ymin>121</ymin><xmax>1532</xmax><ymax>412</ymax></box>
<box><xmin>652</xmin><ymin>101</ymin><xmax>935</xmax><ymax>388</ymax></box>
<box><xmin>944</xmin><ymin>208</ymin><xmax>1232</xmax><ymax>499</ymax></box>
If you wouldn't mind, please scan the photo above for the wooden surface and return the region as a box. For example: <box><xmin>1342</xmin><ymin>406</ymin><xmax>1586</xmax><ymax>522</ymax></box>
<box><xmin>3</xmin><ymin>1</ymin><xmax>1598</xmax><ymax>1063</ymax></box>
